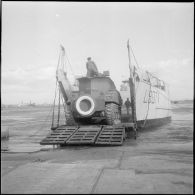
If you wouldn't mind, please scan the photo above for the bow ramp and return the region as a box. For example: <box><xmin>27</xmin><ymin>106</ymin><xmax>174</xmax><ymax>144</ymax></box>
<box><xmin>40</xmin><ymin>125</ymin><xmax>125</xmax><ymax>146</ymax></box>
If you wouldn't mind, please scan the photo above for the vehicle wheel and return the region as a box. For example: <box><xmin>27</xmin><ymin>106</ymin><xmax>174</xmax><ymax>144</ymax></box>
<box><xmin>105</xmin><ymin>103</ymin><xmax>121</xmax><ymax>125</ymax></box>
<box><xmin>65</xmin><ymin>105</ymin><xmax>76</xmax><ymax>125</ymax></box>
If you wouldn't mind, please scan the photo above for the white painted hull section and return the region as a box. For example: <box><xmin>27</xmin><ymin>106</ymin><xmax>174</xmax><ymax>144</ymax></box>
<box><xmin>135</xmin><ymin>81</ymin><xmax>171</xmax><ymax>121</ymax></box>
<box><xmin>120</xmin><ymin>76</ymin><xmax>171</xmax><ymax>122</ymax></box>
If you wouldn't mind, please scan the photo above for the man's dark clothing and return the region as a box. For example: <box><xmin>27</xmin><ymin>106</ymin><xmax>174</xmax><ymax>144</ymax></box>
<box><xmin>125</xmin><ymin>99</ymin><xmax>131</xmax><ymax>115</ymax></box>
<box><xmin>86</xmin><ymin>60</ymin><xmax>99</xmax><ymax>77</ymax></box>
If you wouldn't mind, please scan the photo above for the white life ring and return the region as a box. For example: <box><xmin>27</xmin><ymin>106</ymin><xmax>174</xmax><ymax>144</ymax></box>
<box><xmin>75</xmin><ymin>96</ymin><xmax>95</xmax><ymax>116</ymax></box>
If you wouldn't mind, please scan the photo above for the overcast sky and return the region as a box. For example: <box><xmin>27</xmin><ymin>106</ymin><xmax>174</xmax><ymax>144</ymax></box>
<box><xmin>2</xmin><ymin>2</ymin><xmax>194</xmax><ymax>104</ymax></box>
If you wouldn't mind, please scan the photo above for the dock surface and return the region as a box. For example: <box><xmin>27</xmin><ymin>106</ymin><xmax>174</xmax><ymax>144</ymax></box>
<box><xmin>1</xmin><ymin>140</ymin><xmax>193</xmax><ymax>194</ymax></box>
<box><xmin>1</xmin><ymin>103</ymin><xmax>193</xmax><ymax>194</ymax></box>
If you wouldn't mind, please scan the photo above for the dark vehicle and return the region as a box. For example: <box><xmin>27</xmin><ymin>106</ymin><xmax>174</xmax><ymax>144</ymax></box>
<box><xmin>41</xmin><ymin>45</ymin><xmax>137</xmax><ymax>146</ymax></box>
<box><xmin>40</xmin><ymin>67</ymin><xmax>127</xmax><ymax>146</ymax></box>
<box><xmin>60</xmin><ymin>72</ymin><xmax>122</xmax><ymax>126</ymax></box>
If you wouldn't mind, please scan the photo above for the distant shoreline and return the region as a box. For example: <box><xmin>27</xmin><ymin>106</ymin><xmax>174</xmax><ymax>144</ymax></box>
<box><xmin>171</xmin><ymin>100</ymin><xmax>193</xmax><ymax>104</ymax></box>
<box><xmin>1</xmin><ymin>99</ymin><xmax>193</xmax><ymax>109</ymax></box>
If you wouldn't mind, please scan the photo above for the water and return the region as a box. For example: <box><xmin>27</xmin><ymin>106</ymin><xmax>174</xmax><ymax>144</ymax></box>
<box><xmin>1</xmin><ymin>102</ymin><xmax>193</xmax><ymax>152</ymax></box>
<box><xmin>1</xmin><ymin>106</ymin><xmax>56</xmax><ymax>152</ymax></box>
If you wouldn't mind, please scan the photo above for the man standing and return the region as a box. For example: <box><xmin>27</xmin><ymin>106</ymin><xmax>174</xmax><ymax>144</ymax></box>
<box><xmin>86</xmin><ymin>57</ymin><xmax>99</xmax><ymax>77</ymax></box>
<box><xmin>125</xmin><ymin>98</ymin><xmax>131</xmax><ymax>115</ymax></box>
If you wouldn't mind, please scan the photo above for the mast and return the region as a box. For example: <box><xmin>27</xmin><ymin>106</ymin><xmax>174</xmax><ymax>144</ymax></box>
<box><xmin>127</xmin><ymin>40</ymin><xmax>137</xmax><ymax>125</ymax></box>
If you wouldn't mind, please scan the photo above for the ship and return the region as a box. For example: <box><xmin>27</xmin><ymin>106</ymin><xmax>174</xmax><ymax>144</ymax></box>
<box><xmin>40</xmin><ymin>41</ymin><xmax>171</xmax><ymax>146</ymax></box>
<box><xmin>120</xmin><ymin>41</ymin><xmax>171</xmax><ymax>129</ymax></box>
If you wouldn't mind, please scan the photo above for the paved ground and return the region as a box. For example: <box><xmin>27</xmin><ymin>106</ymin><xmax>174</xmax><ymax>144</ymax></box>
<box><xmin>1</xmin><ymin>103</ymin><xmax>193</xmax><ymax>194</ymax></box>
<box><xmin>1</xmin><ymin>140</ymin><xmax>193</xmax><ymax>194</ymax></box>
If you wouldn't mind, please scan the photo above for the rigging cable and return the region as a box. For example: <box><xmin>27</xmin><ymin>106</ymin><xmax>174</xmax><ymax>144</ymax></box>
<box><xmin>29</xmin><ymin>45</ymin><xmax>67</xmax><ymax>137</ymax></box>
<box><xmin>142</xmin><ymin>76</ymin><xmax>152</xmax><ymax>129</ymax></box>
<box><xmin>60</xmin><ymin>94</ymin><xmax>67</xmax><ymax>125</ymax></box>
<box><xmin>65</xmin><ymin>49</ymin><xmax>76</xmax><ymax>78</ymax></box>
<box><xmin>52</xmin><ymin>45</ymin><xmax>63</xmax><ymax>128</ymax></box>
<box><xmin>57</xmin><ymin>47</ymin><xmax>62</xmax><ymax>71</ymax></box>
<box><xmin>51</xmin><ymin>79</ymin><xmax>58</xmax><ymax>129</ymax></box>
<box><xmin>62</xmin><ymin>47</ymin><xmax>66</xmax><ymax>71</ymax></box>
<box><xmin>129</xmin><ymin>44</ymin><xmax>140</xmax><ymax>69</ymax></box>
<box><xmin>29</xmin><ymin>105</ymin><xmax>54</xmax><ymax>137</ymax></box>
<box><xmin>128</xmin><ymin>41</ymin><xmax>140</xmax><ymax>97</ymax></box>
<box><xmin>57</xmin><ymin>85</ymin><xmax>61</xmax><ymax>127</ymax></box>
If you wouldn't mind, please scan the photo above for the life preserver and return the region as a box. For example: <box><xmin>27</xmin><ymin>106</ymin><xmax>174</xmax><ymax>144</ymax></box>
<box><xmin>75</xmin><ymin>96</ymin><xmax>95</xmax><ymax>116</ymax></box>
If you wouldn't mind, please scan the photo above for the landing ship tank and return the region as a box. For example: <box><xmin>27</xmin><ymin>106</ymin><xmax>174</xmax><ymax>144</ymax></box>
<box><xmin>40</xmin><ymin>42</ymin><xmax>171</xmax><ymax>147</ymax></box>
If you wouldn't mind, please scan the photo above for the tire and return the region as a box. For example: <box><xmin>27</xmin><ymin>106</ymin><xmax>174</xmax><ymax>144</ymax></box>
<box><xmin>105</xmin><ymin>103</ymin><xmax>121</xmax><ymax>125</ymax></box>
<box><xmin>64</xmin><ymin>105</ymin><xmax>76</xmax><ymax>125</ymax></box>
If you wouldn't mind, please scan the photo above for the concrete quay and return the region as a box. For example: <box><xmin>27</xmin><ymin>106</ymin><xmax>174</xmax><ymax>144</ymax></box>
<box><xmin>1</xmin><ymin>140</ymin><xmax>193</xmax><ymax>194</ymax></box>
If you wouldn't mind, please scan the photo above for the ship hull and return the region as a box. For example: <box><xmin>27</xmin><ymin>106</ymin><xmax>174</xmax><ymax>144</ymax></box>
<box><xmin>120</xmin><ymin>69</ymin><xmax>171</xmax><ymax>128</ymax></box>
<box><xmin>135</xmin><ymin>80</ymin><xmax>171</xmax><ymax>121</ymax></box>
<box><xmin>137</xmin><ymin>116</ymin><xmax>171</xmax><ymax>129</ymax></box>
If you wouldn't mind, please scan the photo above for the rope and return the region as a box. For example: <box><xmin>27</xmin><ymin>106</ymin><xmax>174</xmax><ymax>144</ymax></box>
<box><xmin>142</xmin><ymin>79</ymin><xmax>152</xmax><ymax>128</ymax></box>
<box><xmin>131</xmin><ymin>82</ymin><xmax>137</xmax><ymax>123</ymax></box>
<box><xmin>24</xmin><ymin>82</ymin><xmax>59</xmax><ymax>137</ymax></box>
<box><xmin>62</xmin><ymin>49</ymin><xmax>66</xmax><ymax>71</ymax></box>
<box><xmin>51</xmin><ymin>80</ymin><xmax>58</xmax><ymax>129</ymax></box>
<box><xmin>57</xmin><ymin>48</ymin><xmax>62</xmax><ymax>71</ymax></box>
<box><xmin>129</xmin><ymin>44</ymin><xmax>140</xmax><ymax>69</ymax></box>
<box><xmin>57</xmin><ymin>86</ymin><xmax>61</xmax><ymax>127</ymax></box>
<box><xmin>30</xmin><ymin>45</ymin><xmax>68</xmax><ymax>137</ymax></box>
<box><xmin>29</xmin><ymin>105</ymin><xmax>54</xmax><ymax>137</ymax></box>
<box><xmin>65</xmin><ymin>50</ymin><xmax>76</xmax><ymax>78</ymax></box>
<box><xmin>60</xmin><ymin>94</ymin><xmax>67</xmax><ymax>125</ymax></box>
<box><xmin>50</xmin><ymin>45</ymin><xmax>64</xmax><ymax>128</ymax></box>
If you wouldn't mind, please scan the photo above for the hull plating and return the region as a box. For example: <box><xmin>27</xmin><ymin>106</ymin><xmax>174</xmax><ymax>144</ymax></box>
<box><xmin>120</xmin><ymin>70</ymin><xmax>171</xmax><ymax>125</ymax></box>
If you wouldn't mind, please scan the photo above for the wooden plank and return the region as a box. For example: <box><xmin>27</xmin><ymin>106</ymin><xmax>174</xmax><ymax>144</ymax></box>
<box><xmin>95</xmin><ymin>126</ymin><xmax>124</xmax><ymax>145</ymax></box>
<box><xmin>40</xmin><ymin>126</ymin><xmax>79</xmax><ymax>145</ymax></box>
<box><xmin>66</xmin><ymin>126</ymin><xmax>103</xmax><ymax>144</ymax></box>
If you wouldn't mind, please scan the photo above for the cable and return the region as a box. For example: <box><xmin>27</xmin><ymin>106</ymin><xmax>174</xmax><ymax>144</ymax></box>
<box><xmin>57</xmin><ymin>86</ymin><xmax>61</xmax><ymax>127</ymax></box>
<box><xmin>129</xmin><ymin>44</ymin><xmax>140</xmax><ymax>69</ymax></box>
<box><xmin>142</xmin><ymin>78</ymin><xmax>152</xmax><ymax>128</ymax></box>
<box><xmin>31</xmin><ymin>46</ymin><xmax>63</xmax><ymax>137</ymax></box>
<box><xmin>29</xmin><ymin>104</ymin><xmax>54</xmax><ymax>137</ymax></box>
<box><xmin>62</xmin><ymin>49</ymin><xmax>66</xmax><ymax>71</ymax></box>
<box><xmin>57</xmin><ymin>49</ymin><xmax>62</xmax><ymax>71</ymax></box>
<box><xmin>65</xmin><ymin>49</ymin><xmax>76</xmax><ymax>78</ymax></box>
<box><xmin>30</xmin><ymin>46</ymin><xmax>69</xmax><ymax>137</ymax></box>
<box><xmin>51</xmin><ymin>80</ymin><xmax>58</xmax><ymax>129</ymax></box>
<box><xmin>60</xmin><ymin>94</ymin><xmax>67</xmax><ymax>125</ymax></box>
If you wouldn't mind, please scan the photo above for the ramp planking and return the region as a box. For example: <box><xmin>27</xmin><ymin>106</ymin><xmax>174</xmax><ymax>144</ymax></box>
<box><xmin>66</xmin><ymin>126</ymin><xmax>102</xmax><ymax>144</ymax></box>
<box><xmin>40</xmin><ymin>126</ymin><xmax>78</xmax><ymax>145</ymax></box>
<box><xmin>95</xmin><ymin>126</ymin><xmax>125</xmax><ymax>145</ymax></box>
<box><xmin>40</xmin><ymin>125</ymin><xmax>124</xmax><ymax>146</ymax></box>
